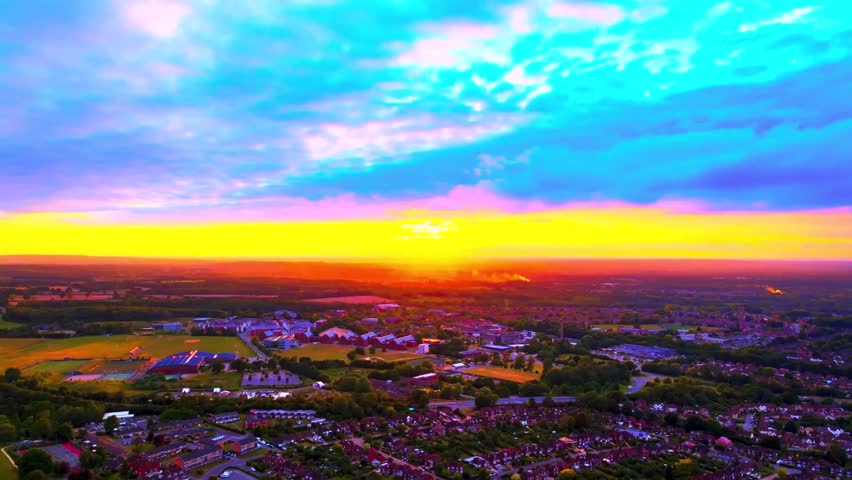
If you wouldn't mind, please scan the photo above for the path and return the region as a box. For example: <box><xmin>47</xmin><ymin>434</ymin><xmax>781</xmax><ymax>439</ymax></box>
<box><xmin>239</xmin><ymin>333</ymin><xmax>268</xmax><ymax>361</ymax></box>
<box><xmin>1</xmin><ymin>445</ymin><xmax>17</xmax><ymax>473</ymax></box>
<box><xmin>628</xmin><ymin>372</ymin><xmax>667</xmax><ymax>393</ymax></box>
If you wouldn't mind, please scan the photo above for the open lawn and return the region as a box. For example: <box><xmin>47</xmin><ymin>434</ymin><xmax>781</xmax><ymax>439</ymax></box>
<box><xmin>464</xmin><ymin>367</ymin><xmax>540</xmax><ymax>383</ymax></box>
<box><xmin>281</xmin><ymin>343</ymin><xmax>353</xmax><ymax>361</ymax></box>
<box><xmin>25</xmin><ymin>359</ymin><xmax>88</xmax><ymax>374</ymax></box>
<box><xmin>0</xmin><ymin>335</ymin><xmax>253</xmax><ymax>369</ymax></box>
<box><xmin>0</xmin><ymin>445</ymin><xmax>16</xmax><ymax>480</ymax></box>
<box><xmin>0</xmin><ymin>316</ymin><xmax>22</xmax><ymax>330</ymax></box>
<box><xmin>282</xmin><ymin>343</ymin><xmax>430</xmax><ymax>363</ymax></box>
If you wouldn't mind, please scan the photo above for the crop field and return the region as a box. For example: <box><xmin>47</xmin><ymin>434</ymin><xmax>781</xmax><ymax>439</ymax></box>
<box><xmin>464</xmin><ymin>367</ymin><xmax>540</xmax><ymax>383</ymax></box>
<box><xmin>0</xmin><ymin>335</ymin><xmax>253</xmax><ymax>369</ymax></box>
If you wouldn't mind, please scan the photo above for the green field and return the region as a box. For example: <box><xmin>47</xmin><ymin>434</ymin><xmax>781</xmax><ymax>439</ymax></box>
<box><xmin>0</xmin><ymin>316</ymin><xmax>22</xmax><ymax>330</ymax></box>
<box><xmin>464</xmin><ymin>367</ymin><xmax>540</xmax><ymax>383</ymax></box>
<box><xmin>282</xmin><ymin>343</ymin><xmax>430</xmax><ymax>363</ymax></box>
<box><xmin>592</xmin><ymin>324</ymin><xmax>664</xmax><ymax>331</ymax></box>
<box><xmin>0</xmin><ymin>445</ymin><xmax>16</xmax><ymax>480</ymax></box>
<box><xmin>25</xmin><ymin>359</ymin><xmax>88</xmax><ymax>374</ymax></box>
<box><xmin>0</xmin><ymin>335</ymin><xmax>253</xmax><ymax>369</ymax></box>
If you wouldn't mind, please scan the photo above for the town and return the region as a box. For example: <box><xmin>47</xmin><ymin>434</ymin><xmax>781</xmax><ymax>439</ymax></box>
<box><xmin>0</xmin><ymin>261</ymin><xmax>849</xmax><ymax>480</ymax></box>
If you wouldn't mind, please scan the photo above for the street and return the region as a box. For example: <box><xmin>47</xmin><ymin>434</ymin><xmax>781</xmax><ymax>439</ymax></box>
<box><xmin>429</xmin><ymin>396</ymin><xmax>577</xmax><ymax>409</ymax></box>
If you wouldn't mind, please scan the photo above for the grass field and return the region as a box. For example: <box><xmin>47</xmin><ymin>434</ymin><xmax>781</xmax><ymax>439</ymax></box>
<box><xmin>25</xmin><ymin>359</ymin><xmax>88</xmax><ymax>374</ymax></box>
<box><xmin>0</xmin><ymin>316</ymin><xmax>22</xmax><ymax>330</ymax></box>
<box><xmin>0</xmin><ymin>445</ymin><xmax>16</xmax><ymax>480</ymax></box>
<box><xmin>593</xmin><ymin>324</ymin><xmax>663</xmax><ymax>331</ymax></box>
<box><xmin>281</xmin><ymin>344</ymin><xmax>354</xmax><ymax>361</ymax></box>
<box><xmin>464</xmin><ymin>367</ymin><xmax>540</xmax><ymax>383</ymax></box>
<box><xmin>0</xmin><ymin>335</ymin><xmax>253</xmax><ymax>369</ymax></box>
<box><xmin>281</xmin><ymin>343</ymin><xmax>430</xmax><ymax>363</ymax></box>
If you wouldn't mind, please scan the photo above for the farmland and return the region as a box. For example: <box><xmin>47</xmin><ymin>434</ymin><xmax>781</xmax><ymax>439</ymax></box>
<box><xmin>0</xmin><ymin>335</ymin><xmax>253</xmax><ymax>369</ymax></box>
<box><xmin>463</xmin><ymin>367</ymin><xmax>540</xmax><ymax>383</ymax></box>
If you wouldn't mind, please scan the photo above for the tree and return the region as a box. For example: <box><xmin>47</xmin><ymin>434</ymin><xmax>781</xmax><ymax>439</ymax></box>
<box><xmin>104</xmin><ymin>415</ymin><xmax>119</xmax><ymax>435</ymax></box>
<box><xmin>474</xmin><ymin>388</ymin><xmax>498</xmax><ymax>408</ymax></box>
<box><xmin>827</xmin><ymin>442</ymin><xmax>848</xmax><ymax>466</ymax></box>
<box><xmin>56</xmin><ymin>422</ymin><xmax>74</xmax><ymax>442</ymax></box>
<box><xmin>29</xmin><ymin>416</ymin><xmax>52</xmax><ymax>439</ymax></box>
<box><xmin>513</xmin><ymin>354</ymin><xmax>526</xmax><ymax>370</ymax></box>
<box><xmin>68</xmin><ymin>468</ymin><xmax>93</xmax><ymax>480</ymax></box>
<box><xmin>210</xmin><ymin>360</ymin><xmax>225</xmax><ymax>374</ymax></box>
<box><xmin>526</xmin><ymin>356</ymin><xmax>536</xmax><ymax>372</ymax></box>
<box><xmin>4</xmin><ymin>368</ymin><xmax>21</xmax><ymax>383</ymax></box>
<box><xmin>664</xmin><ymin>412</ymin><xmax>680</xmax><ymax>427</ymax></box>
<box><xmin>368</xmin><ymin>346</ymin><xmax>376</xmax><ymax>354</ymax></box>
<box><xmin>18</xmin><ymin>448</ymin><xmax>53</xmax><ymax>479</ymax></box>
<box><xmin>231</xmin><ymin>359</ymin><xmax>248</xmax><ymax>373</ymax></box>
<box><xmin>558</xmin><ymin>415</ymin><xmax>576</xmax><ymax>432</ymax></box>
<box><xmin>0</xmin><ymin>415</ymin><xmax>16</xmax><ymax>442</ymax></box>
<box><xmin>410</xmin><ymin>389</ymin><xmax>430</xmax><ymax>409</ymax></box>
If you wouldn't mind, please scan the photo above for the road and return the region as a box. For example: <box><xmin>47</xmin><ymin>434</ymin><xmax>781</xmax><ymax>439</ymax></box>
<box><xmin>219</xmin><ymin>468</ymin><xmax>258</xmax><ymax>480</ymax></box>
<box><xmin>429</xmin><ymin>396</ymin><xmax>576</xmax><ymax>409</ymax></box>
<box><xmin>238</xmin><ymin>333</ymin><xmax>268</xmax><ymax>361</ymax></box>
<box><xmin>627</xmin><ymin>372</ymin><xmax>667</xmax><ymax>393</ymax></box>
<box><xmin>200</xmin><ymin>458</ymin><xmax>255</xmax><ymax>480</ymax></box>
<box><xmin>349</xmin><ymin>437</ymin><xmax>440</xmax><ymax>480</ymax></box>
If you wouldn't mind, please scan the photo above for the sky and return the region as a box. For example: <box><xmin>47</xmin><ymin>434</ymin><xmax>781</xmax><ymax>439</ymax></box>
<box><xmin>0</xmin><ymin>0</ymin><xmax>850</xmax><ymax>261</ymax></box>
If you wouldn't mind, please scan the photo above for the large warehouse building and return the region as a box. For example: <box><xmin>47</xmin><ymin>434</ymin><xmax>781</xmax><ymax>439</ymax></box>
<box><xmin>148</xmin><ymin>350</ymin><xmax>239</xmax><ymax>375</ymax></box>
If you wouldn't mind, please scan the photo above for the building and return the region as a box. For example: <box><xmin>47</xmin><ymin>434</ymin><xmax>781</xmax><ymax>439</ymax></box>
<box><xmin>374</xmin><ymin>303</ymin><xmax>400</xmax><ymax>311</ymax></box>
<box><xmin>410</xmin><ymin>373</ymin><xmax>439</xmax><ymax>386</ymax></box>
<box><xmin>318</xmin><ymin>327</ymin><xmax>357</xmax><ymax>340</ymax></box>
<box><xmin>225</xmin><ymin>436</ymin><xmax>257</xmax><ymax>454</ymax></box>
<box><xmin>209</xmin><ymin>412</ymin><xmax>239</xmax><ymax>424</ymax></box>
<box><xmin>103</xmin><ymin>411</ymin><xmax>134</xmax><ymax>422</ymax></box>
<box><xmin>176</xmin><ymin>446</ymin><xmax>222</xmax><ymax>471</ymax></box>
<box><xmin>417</xmin><ymin>343</ymin><xmax>430</xmax><ymax>354</ymax></box>
<box><xmin>612</xmin><ymin>344</ymin><xmax>676</xmax><ymax>360</ymax></box>
<box><xmin>145</xmin><ymin>441</ymin><xmax>187</xmax><ymax>461</ymax></box>
<box><xmin>262</xmin><ymin>334</ymin><xmax>299</xmax><ymax>350</ymax></box>
<box><xmin>483</xmin><ymin>344</ymin><xmax>512</xmax><ymax>352</ymax></box>
<box><xmin>152</xmin><ymin>322</ymin><xmax>183</xmax><ymax>331</ymax></box>
<box><xmin>147</xmin><ymin>351</ymin><xmax>240</xmax><ymax>375</ymax></box>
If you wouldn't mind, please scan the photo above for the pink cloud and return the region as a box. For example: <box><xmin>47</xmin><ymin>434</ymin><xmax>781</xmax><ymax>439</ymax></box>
<box><xmin>548</xmin><ymin>2</ymin><xmax>625</xmax><ymax>26</ymax></box>
<box><xmin>123</xmin><ymin>0</ymin><xmax>191</xmax><ymax>38</ymax></box>
<box><xmin>390</xmin><ymin>21</ymin><xmax>503</xmax><ymax>68</ymax></box>
<box><xmin>296</xmin><ymin>116</ymin><xmax>524</xmax><ymax>162</ymax></box>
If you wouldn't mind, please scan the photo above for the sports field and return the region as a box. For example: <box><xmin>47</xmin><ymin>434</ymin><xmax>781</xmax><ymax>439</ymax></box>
<box><xmin>0</xmin><ymin>335</ymin><xmax>253</xmax><ymax>369</ymax></box>
<box><xmin>464</xmin><ymin>367</ymin><xmax>540</xmax><ymax>383</ymax></box>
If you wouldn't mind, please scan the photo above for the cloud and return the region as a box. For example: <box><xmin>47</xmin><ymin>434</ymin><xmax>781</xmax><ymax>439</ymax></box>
<box><xmin>548</xmin><ymin>2</ymin><xmax>625</xmax><ymax>26</ymax></box>
<box><xmin>122</xmin><ymin>0</ymin><xmax>191</xmax><ymax>38</ymax></box>
<box><xmin>0</xmin><ymin>0</ymin><xmax>850</xmax><ymax>235</ymax></box>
